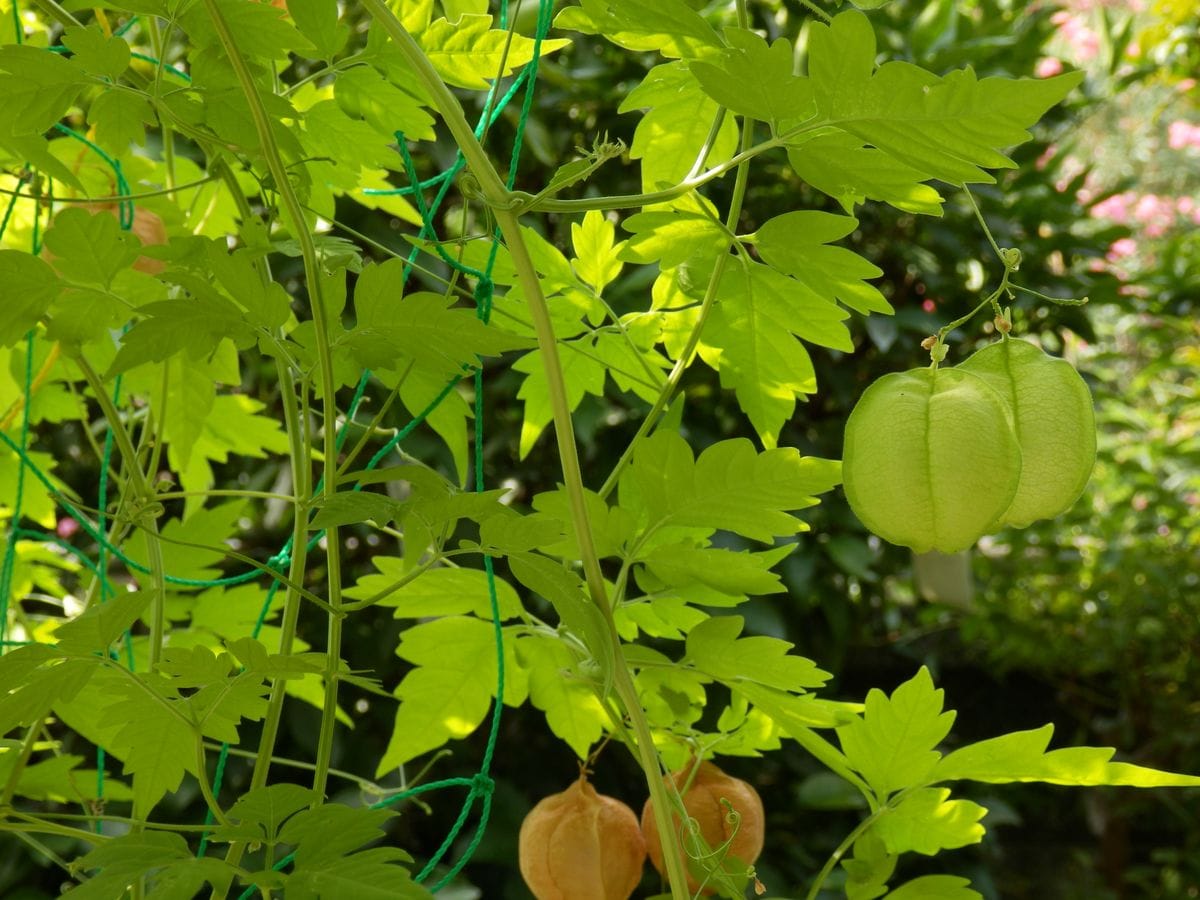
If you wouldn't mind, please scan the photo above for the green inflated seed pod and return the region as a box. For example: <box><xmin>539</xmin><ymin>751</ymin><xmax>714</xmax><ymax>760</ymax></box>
<box><xmin>842</xmin><ymin>366</ymin><xmax>1022</xmax><ymax>554</ymax></box>
<box><xmin>959</xmin><ymin>337</ymin><xmax>1096</xmax><ymax>528</ymax></box>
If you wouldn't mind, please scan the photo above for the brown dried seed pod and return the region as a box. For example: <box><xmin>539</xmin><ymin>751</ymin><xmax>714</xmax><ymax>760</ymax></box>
<box><xmin>641</xmin><ymin>761</ymin><xmax>765</xmax><ymax>895</ymax></box>
<box><xmin>519</xmin><ymin>775</ymin><xmax>647</xmax><ymax>900</ymax></box>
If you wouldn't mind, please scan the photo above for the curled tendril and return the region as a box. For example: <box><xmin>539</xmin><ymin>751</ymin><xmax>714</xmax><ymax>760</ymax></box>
<box><xmin>458</xmin><ymin>172</ymin><xmax>483</xmax><ymax>202</ymax></box>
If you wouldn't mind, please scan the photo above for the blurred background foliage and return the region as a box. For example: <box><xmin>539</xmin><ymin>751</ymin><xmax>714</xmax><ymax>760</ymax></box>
<box><xmin>1</xmin><ymin>0</ymin><xmax>1197</xmax><ymax>898</ymax></box>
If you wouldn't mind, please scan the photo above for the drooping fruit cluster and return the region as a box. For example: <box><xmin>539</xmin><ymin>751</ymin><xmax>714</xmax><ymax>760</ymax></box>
<box><xmin>518</xmin><ymin>775</ymin><xmax>647</xmax><ymax>900</ymax></box>
<box><xmin>842</xmin><ymin>337</ymin><xmax>1096</xmax><ymax>553</ymax></box>
<box><xmin>640</xmin><ymin>761</ymin><xmax>765</xmax><ymax>895</ymax></box>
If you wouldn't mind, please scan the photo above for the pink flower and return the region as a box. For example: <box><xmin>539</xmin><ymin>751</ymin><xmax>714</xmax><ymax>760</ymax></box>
<box><xmin>1130</xmin><ymin>194</ymin><xmax>1178</xmax><ymax>237</ymax></box>
<box><xmin>56</xmin><ymin>518</ymin><xmax>80</xmax><ymax>538</ymax></box>
<box><xmin>1107</xmin><ymin>238</ymin><xmax>1137</xmax><ymax>261</ymax></box>
<box><xmin>1132</xmin><ymin>193</ymin><xmax>1163</xmax><ymax>221</ymax></box>
<box><xmin>1035</xmin><ymin>56</ymin><xmax>1064</xmax><ymax>78</ymax></box>
<box><xmin>1051</xmin><ymin>12</ymin><xmax>1100</xmax><ymax>62</ymax></box>
<box><xmin>1167</xmin><ymin>120</ymin><xmax>1200</xmax><ymax>151</ymax></box>
<box><xmin>922</xmin><ymin>299</ymin><xmax>936</xmax><ymax>313</ymax></box>
<box><xmin>1090</xmin><ymin>192</ymin><xmax>1134</xmax><ymax>223</ymax></box>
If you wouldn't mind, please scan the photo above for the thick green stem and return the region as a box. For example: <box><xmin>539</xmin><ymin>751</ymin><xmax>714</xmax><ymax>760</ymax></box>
<box><xmin>200</xmin><ymin>0</ymin><xmax>343</xmax><ymax>807</ymax></box>
<box><xmin>359</xmin><ymin>4</ymin><xmax>690</xmax><ymax>896</ymax></box>
<box><xmin>208</xmin><ymin>160</ymin><xmax>315</xmax><ymax>887</ymax></box>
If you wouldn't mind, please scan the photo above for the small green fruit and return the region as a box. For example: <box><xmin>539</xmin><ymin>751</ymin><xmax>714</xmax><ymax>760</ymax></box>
<box><xmin>843</xmin><ymin>366</ymin><xmax>1022</xmax><ymax>553</ymax></box>
<box><xmin>959</xmin><ymin>338</ymin><xmax>1096</xmax><ymax>528</ymax></box>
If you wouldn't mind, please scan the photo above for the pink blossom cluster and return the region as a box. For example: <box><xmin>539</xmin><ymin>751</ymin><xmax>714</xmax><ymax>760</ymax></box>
<box><xmin>1167</xmin><ymin>120</ymin><xmax>1200</xmax><ymax>151</ymax></box>
<box><xmin>1049</xmin><ymin>10</ymin><xmax>1100</xmax><ymax>62</ymax></box>
<box><xmin>1091</xmin><ymin>191</ymin><xmax>1200</xmax><ymax>238</ymax></box>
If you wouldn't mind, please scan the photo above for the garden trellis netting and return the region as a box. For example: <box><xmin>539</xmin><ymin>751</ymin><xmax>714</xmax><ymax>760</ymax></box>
<box><xmin>4</xmin><ymin>2</ymin><xmax>1200</xmax><ymax>899</ymax></box>
<box><xmin>0</xmin><ymin>0</ymin><xmax>558</xmax><ymax>892</ymax></box>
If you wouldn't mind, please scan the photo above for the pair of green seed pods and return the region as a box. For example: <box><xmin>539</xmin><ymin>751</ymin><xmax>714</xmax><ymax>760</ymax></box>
<box><xmin>842</xmin><ymin>338</ymin><xmax>1097</xmax><ymax>554</ymax></box>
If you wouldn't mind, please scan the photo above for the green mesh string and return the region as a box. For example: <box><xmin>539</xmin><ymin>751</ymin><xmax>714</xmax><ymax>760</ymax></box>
<box><xmin>4</xmin><ymin>0</ymin><xmax>552</xmax><ymax>889</ymax></box>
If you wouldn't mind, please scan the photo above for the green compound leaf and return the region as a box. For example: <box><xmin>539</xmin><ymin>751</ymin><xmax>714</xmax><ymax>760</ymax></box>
<box><xmin>141</xmin><ymin>857</ymin><xmax>239</xmax><ymax>900</ymax></box>
<box><xmin>615</xmin><ymin>594</ymin><xmax>708</xmax><ymax>641</ymax></box>
<box><xmin>167</xmin><ymin>395</ymin><xmax>290</xmax><ymax>508</ymax></box>
<box><xmin>872</xmin><ymin>787</ymin><xmax>987</xmax><ymax>856</ymax></box>
<box><xmin>105</xmin><ymin>294</ymin><xmax>252</xmax><ymax>379</ymax></box>
<box><xmin>836</xmin><ymin>667</ymin><xmax>956</xmax><ymax>800</ymax></box>
<box><xmin>691</xmin><ymin>28</ymin><xmax>814</xmax><ymax>125</ymax></box>
<box><xmin>618</xmin><ymin>194</ymin><xmax>730</xmax><ymax>267</ymax></box>
<box><xmin>0</xmin><ymin>646</ymin><xmax>95</xmax><ymax>736</ymax></box>
<box><xmin>841</xmin><ymin>830</ymin><xmax>895</xmax><ymax>900</ymax></box>
<box><xmin>571</xmin><ymin>210</ymin><xmax>625</xmax><ymax>294</ymax></box>
<box><xmin>1</xmin><ymin>134</ymin><xmax>84</xmax><ymax>192</ymax></box>
<box><xmin>303</xmin><ymin>98</ymin><xmax>408</xmax><ymax>179</ymax></box>
<box><xmin>335</xmin><ymin>65</ymin><xmax>435</xmax><ymax>142</ymax></box>
<box><xmin>347</xmin><ymin>263</ymin><xmax>532</xmax><ymax>377</ymax></box>
<box><xmin>513</xmin><ymin>340</ymin><xmax>607</xmax><ymax>459</ymax></box>
<box><xmin>89</xmin><ymin>91</ymin><xmax>156</xmax><ymax>154</ymax></box>
<box><xmin>288</xmin><ymin>0</ymin><xmax>351</xmax><ymax>60</ymax></box>
<box><xmin>618</xmin><ymin>62</ymin><xmax>739</xmax><ymax>192</ymax></box>
<box><xmin>685</xmin><ymin>615</ymin><xmax>831</xmax><ymax>693</ymax></box>
<box><xmin>286</xmin><ymin>848</ymin><xmax>432</xmax><ymax>900</ymax></box>
<box><xmin>807</xmin><ymin>9</ymin><xmax>1084</xmax><ymax>185</ymax></box>
<box><xmin>508</xmin><ymin>551</ymin><xmax>612</xmax><ymax>671</ymax></box>
<box><xmin>418</xmin><ymin>14</ymin><xmax>570</xmax><ymax>89</ymax></box>
<box><xmin>42</xmin><ymin>207</ymin><xmax>140</xmax><ymax>288</ymax></box>
<box><xmin>517</xmin><ymin>634</ymin><xmax>611</xmax><ymax>759</ymax></box>
<box><xmin>66</xmin><ymin>833</ymin><xmax>235</xmax><ymax>900</ymax></box>
<box><xmin>53</xmin><ymin>590</ymin><xmax>152</xmax><ymax>656</ymax></box>
<box><xmin>344</xmin><ymin>562</ymin><xmax>523</xmax><ymax>619</ymax></box>
<box><xmin>930</xmin><ymin>724</ymin><xmax>1200</xmax><ymax>788</ymax></box>
<box><xmin>204</xmin><ymin>244</ymin><xmax>292</xmax><ymax>330</ymax></box>
<box><xmin>187</xmin><ymin>674</ymin><xmax>270</xmax><ymax>745</ymax></box>
<box><xmin>180</xmin><ymin>0</ymin><xmax>316</xmax><ymax>60</ymax></box>
<box><xmin>752</xmin><ymin>210</ymin><xmax>892</xmax><ymax>315</ymax></box>
<box><xmin>701</xmin><ymin>261</ymin><xmax>851</xmax><ymax>446</ymax></box>
<box><xmin>638</xmin><ymin>543</ymin><xmax>789</xmax><ymax>598</ymax></box>
<box><xmin>619</xmin><ymin>431</ymin><xmax>841</xmax><ymax>542</ymax></box>
<box><xmin>0</xmin><ymin>251</ymin><xmax>61</xmax><ymax>347</ymax></box>
<box><xmin>377</xmin><ymin>617</ymin><xmax>527</xmax><ymax>773</ymax></box>
<box><xmin>886</xmin><ymin>875</ymin><xmax>980</xmax><ymax>900</ymax></box>
<box><xmin>787</xmin><ymin>131</ymin><xmax>945</xmax><ymax>216</ymax></box>
<box><xmin>101</xmin><ymin>677</ymin><xmax>196</xmax><ymax>816</ymax></box>
<box><xmin>125</xmin><ymin>502</ymin><xmax>250</xmax><ymax>584</ymax></box>
<box><xmin>161</xmin><ymin>356</ymin><xmax>215</xmax><ymax>471</ymax></box>
<box><xmin>224</xmin><ymin>783</ymin><xmax>317</xmax><ymax>844</ymax></box>
<box><xmin>61</xmin><ymin>25</ymin><xmax>130</xmax><ymax>79</ymax></box>
<box><xmin>0</xmin><ymin>44</ymin><xmax>86</xmax><ymax>136</ymax></box>
<box><xmin>555</xmin><ymin>0</ymin><xmax>722</xmax><ymax>59</ymax></box>
<box><xmin>0</xmin><ymin>754</ymin><xmax>131</xmax><ymax>805</ymax></box>
<box><xmin>309</xmin><ymin>491</ymin><xmax>406</xmax><ymax>531</ymax></box>
<box><xmin>281</xmin><ymin>805</ymin><xmax>400</xmax><ymax>865</ymax></box>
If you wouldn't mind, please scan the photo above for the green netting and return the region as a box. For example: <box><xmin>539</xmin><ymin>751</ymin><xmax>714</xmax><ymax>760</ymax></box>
<box><xmin>0</xmin><ymin>0</ymin><xmax>552</xmax><ymax>891</ymax></box>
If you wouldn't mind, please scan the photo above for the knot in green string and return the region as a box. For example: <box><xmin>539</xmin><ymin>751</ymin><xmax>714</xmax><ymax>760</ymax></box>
<box><xmin>265</xmin><ymin>550</ymin><xmax>291</xmax><ymax>573</ymax></box>
<box><xmin>469</xmin><ymin>772</ymin><xmax>495</xmax><ymax>797</ymax></box>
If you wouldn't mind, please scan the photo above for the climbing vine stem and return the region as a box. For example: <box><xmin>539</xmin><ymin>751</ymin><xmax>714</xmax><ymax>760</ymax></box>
<box><xmin>360</xmin><ymin>2</ymin><xmax>690</xmax><ymax>896</ymax></box>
